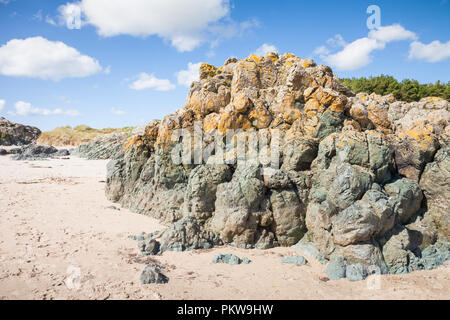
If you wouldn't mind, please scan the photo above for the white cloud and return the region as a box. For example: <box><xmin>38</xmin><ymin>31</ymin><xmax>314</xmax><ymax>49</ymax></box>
<box><xmin>0</xmin><ymin>37</ymin><xmax>103</xmax><ymax>81</ymax></box>
<box><xmin>368</xmin><ymin>24</ymin><xmax>417</xmax><ymax>42</ymax></box>
<box><xmin>58</xmin><ymin>3</ymin><xmax>83</xmax><ymax>30</ymax></box>
<box><xmin>326</xmin><ymin>34</ymin><xmax>347</xmax><ymax>48</ymax></box>
<box><xmin>0</xmin><ymin>0</ymin><xmax>14</xmax><ymax>4</ymax></box>
<box><xmin>45</xmin><ymin>15</ymin><xmax>57</xmax><ymax>26</ymax></box>
<box><xmin>8</xmin><ymin>101</ymin><xmax>79</xmax><ymax>117</ymax></box>
<box><xmin>111</xmin><ymin>108</ymin><xmax>127</xmax><ymax>115</ymax></box>
<box><xmin>254</xmin><ymin>43</ymin><xmax>278</xmax><ymax>56</ymax></box>
<box><xmin>176</xmin><ymin>62</ymin><xmax>201</xmax><ymax>87</ymax></box>
<box><xmin>313</xmin><ymin>45</ymin><xmax>330</xmax><ymax>56</ymax></box>
<box><xmin>58</xmin><ymin>0</ymin><xmax>249</xmax><ymax>52</ymax></box>
<box><xmin>324</xmin><ymin>37</ymin><xmax>385</xmax><ymax>71</ymax></box>
<box><xmin>317</xmin><ymin>24</ymin><xmax>417</xmax><ymax>70</ymax></box>
<box><xmin>409</xmin><ymin>40</ymin><xmax>450</xmax><ymax>63</ymax></box>
<box><xmin>129</xmin><ymin>73</ymin><xmax>175</xmax><ymax>91</ymax></box>
<box><xmin>0</xmin><ymin>99</ymin><xmax>5</xmax><ymax>112</ymax></box>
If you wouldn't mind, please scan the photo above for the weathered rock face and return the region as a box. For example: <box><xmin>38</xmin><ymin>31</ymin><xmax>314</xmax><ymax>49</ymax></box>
<box><xmin>106</xmin><ymin>52</ymin><xmax>449</xmax><ymax>274</ymax></box>
<box><xmin>74</xmin><ymin>126</ymin><xmax>145</xmax><ymax>160</ymax></box>
<box><xmin>0</xmin><ymin>117</ymin><xmax>41</xmax><ymax>146</ymax></box>
<box><xmin>11</xmin><ymin>145</ymin><xmax>70</xmax><ymax>160</ymax></box>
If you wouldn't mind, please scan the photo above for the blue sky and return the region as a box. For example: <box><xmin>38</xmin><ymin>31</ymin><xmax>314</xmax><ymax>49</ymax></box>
<box><xmin>0</xmin><ymin>0</ymin><xmax>449</xmax><ymax>131</ymax></box>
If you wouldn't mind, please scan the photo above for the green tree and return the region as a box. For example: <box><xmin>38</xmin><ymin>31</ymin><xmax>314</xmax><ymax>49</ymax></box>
<box><xmin>340</xmin><ymin>75</ymin><xmax>449</xmax><ymax>102</ymax></box>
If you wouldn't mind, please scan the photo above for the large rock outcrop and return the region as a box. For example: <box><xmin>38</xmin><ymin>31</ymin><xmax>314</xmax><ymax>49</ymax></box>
<box><xmin>0</xmin><ymin>117</ymin><xmax>41</xmax><ymax>146</ymax></box>
<box><xmin>105</xmin><ymin>53</ymin><xmax>449</xmax><ymax>274</ymax></box>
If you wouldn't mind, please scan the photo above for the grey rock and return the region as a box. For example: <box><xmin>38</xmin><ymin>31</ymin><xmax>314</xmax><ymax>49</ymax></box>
<box><xmin>8</xmin><ymin>147</ymin><xmax>22</xmax><ymax>154</ymax></box>
<box><xmin>212</xmin><ymin>254</ymin><xmax>248</xmax><ymax>265</ymax></box>
<box><xmin>345</xmin><ymin>263</ymin><xmax>367</xmax><ymax>281</ymax></box>
<box><xmin>55</xmin><ymin>149</ymin><xmax>70</xmax><ymax>157</ymax></box>
<box><xmin>0</xmin><ymin>117</ymin><xmax>41</xmax><ymax>146</ymax></box>
<box><xmin>332</xmin><ymin>201</ymin><xmax>381</xmax><ymax>246</ymax></box>
<box><xmin>11</xmin><ymin>145</ymin><xmax>60</xmax><ymax>160</ymax></box>
<box><xmin>140</xmin><ymin>264</ymin><xmax>169</xmax><ymax>284</ymax></box>
<box><xmin>420</xmin><ymin>147</ymin><xmax>450</xmax><ymax>238</ymax></box>
<box><xmin>74</xmin><ymin>132</ymin><xmax>131</xmax><ymax>160</ymax></box>
<box><xmin>183</xmin><ymin>164</ymin><xmax>232</xmax><ymax>221</ymax></box>
<box><xmin>0</xmin><ymin>148</ymin><xmax>8</xmax><ymax>155</ymax></box>
<box><xmin>269</xmin><ymin>188</ymin><xmax>306</xmax><ymax>246</ymax></box>
<box><xmin>421</xmin><ymin>241</ymin><xmax>450</xmax><ymax>270</ymax></box>
<box><xmin>281</xmin><ymin>255</ymin><xmax>307</xmax><ymax>266</ymax></box>
<box><xmin>381</xmin><ymin>227</ymin><xmax>423</xmax><ymax>274</ymax></box>
<box><xmin>325</xmin><ymin>256</ymin><xmax>347</xmax><ymax>280</ymax></box>
<box><xmin>241</xmin><ymin>257</ymin><xmax>251</xmax><ymax>264</ymax></box>
<box><xmin>281</xmin><ymin>138</ymin><xmax>318</xmax><ymax>171</ymax></box>
<box><xmin>338</xmin><ymin>242</ymin><xmax>388</xmax><ymax>274</ymax></box>
<box><xmin>384</xmin><ymin>178</ymin><xmax>423</xmax><ymax>224</ymax></box>
<box><xmin>327</xmin><ymin>163</ymin><xmax>372</xmax><ymax>211</ymax></box>
<box><xmin>138</xmin><ymin>238</ymin><xmax>160</xmax><ymax>256</ymax></box>
<box><xmin>292</xmin><ymin>234</ymin><xmax>327</xmax><ymax>264</ymax></box>
<box><xmin>157</xmin><ymin>216</ymin><xmax>222</xmax><ymax>253</ymax></box>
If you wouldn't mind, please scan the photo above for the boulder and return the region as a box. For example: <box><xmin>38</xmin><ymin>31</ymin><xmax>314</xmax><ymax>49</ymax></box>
<box><xmin>420</xmin><ymin>147</ymin><xmax>450</xmax><ymax>238</ymax></box>
<box><xmin>0</xmin><ymin>117</ymin><xmax>41</xmax><ymax>146</ymax></box>
<box><xmin>140</xmin><ymin>264</ymin><xmax>169</xmax><ymax>284</ymax></box>
<box><xmin>11</xmin><ymin>145</ymin><xmax>69</xmax><ymax>160</ymax></box>
<box><xmin>346</xmin><ymin>263</ymin><xmax>367</xmax><ymax>281</ymax></box>
<box><xmin>281</xmin><ymin>255</ymin><xmax>307</xmax><ymax>266</ymax></box>
<box><xmin>212</xmin><ymin>254</ymin><xmax>251</xmax><ymax>265</ymax></box>
<box><xmin>384</xmin><ymin>178</ymin><xmax>423</xmax><ymax>224</ymax></box>
<box><xmin>325</xmin><ymin>256</ymin><xmax>347</xmax><ymax>280</ymax></box>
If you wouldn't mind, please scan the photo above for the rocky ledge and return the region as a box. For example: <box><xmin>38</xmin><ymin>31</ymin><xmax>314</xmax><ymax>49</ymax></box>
<box><xmin>0</xmin><ymin>117</ymin><xmax>41</xmax><ymax>146</ymax></box>
<box><xmin>73</xmin><ymin>127</ymin><xmax>145</xmax><ymax>160</ymax></box>
<box><xmin>105</xmin><ymin>52</ymin><xmax>449</xmax><ymax>276</ymax></box>
<box><xmin>2</xmin><ymin>145</ymin><xmax>71</xmax><ymax>160</ymax></box>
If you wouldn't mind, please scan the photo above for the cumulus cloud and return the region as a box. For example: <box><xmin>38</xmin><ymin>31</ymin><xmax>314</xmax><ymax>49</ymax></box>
<box><xmin>409</xmin><ymin>40</ymin><xmax>450</xmax><ymax>62</ymax></box>
<box><xmin>0</xmin><ymin>99</ymin><xmax>5</xmax><ymax>112</ymax></box>
<box><xmin>176</xmin><ymin>62</ymin><xmax>201</xmax><ymax>87</ymax></box>
<box><xmin>313</xmin><ymin>45</ymin><xmax>330</xmax><ymax>56</ymax></box>
<box><xmin>316</xmin><ymin>24</ymin><xmax>417</xmax><ymax>70</ymax></box>
<box><xmin>129</xmin><ymin>73</ymin><xmax>175</xmax><ymax>91</ymax></box>
<box><xmin>326</xmin><ymin>34</ymin><xmax>347</xmax><ymax>48</ymax></box>
<box><xmin>111</xmin><ymin>108</ymin><xmax>127</xmax><ymax>115</ymax></box>
<box><xmin>0</xmin><ymin>37</ymin><xmax>103</xmax><ymax>81</ymax></box>
<box><xmin>368</xmin><ymin>24</ymin><xmax>417</xmax><ymax>42</ymax></box>
<box><xmin>324</xmin><ymin>37</ymin><xmax>386</xmax><ymax>71</ymax></box>
<box><xmin>8</xmin><ymin>101</ymin><xmax>79</xmax><ymax>117</ymax></box>
<box><xmin>254</xmin><ymin>43</ymin><xmax>278</xmax><ymax>56</ymax></box>
<box><xmin>57</xmin><ymin>0</ymin><xmax>253</xmax><ymax>52</ymax></box>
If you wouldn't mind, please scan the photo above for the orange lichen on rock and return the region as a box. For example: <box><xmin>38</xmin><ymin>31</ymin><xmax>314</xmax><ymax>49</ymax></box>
<box><xmin>200</xmin><ymin>63</ymin><xmax>220</xmax><ymax>79</ymax></box>
<box><xmin>218</xmin><ymin>111</ymin><xmax>253</xmax><ymax>134</ymax></box>
<box><xmin>203</xmin><ymin>113</ymin><xmax>220</xmax><ymax>132</ymax></box>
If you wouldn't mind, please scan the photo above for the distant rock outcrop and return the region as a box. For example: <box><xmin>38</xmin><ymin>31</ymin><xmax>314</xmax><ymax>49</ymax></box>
<box><xmin>73</xmin><ymin>127</ymin><xmax>145</xmax><ymax>160</ymax></box>
<box><xmin>103</xmin><ymin>52</ymin><xmax>449</xmax><ymax>277</ymax></box>
<box><xmin>11</xmin><ymin>145</ymin><xmax>70</xmax><ymax>160</ymax></box>
<box><xmin>0</xmin><ymin>117</ymin><xmax>41</xmax><ymax>146</ymax></box>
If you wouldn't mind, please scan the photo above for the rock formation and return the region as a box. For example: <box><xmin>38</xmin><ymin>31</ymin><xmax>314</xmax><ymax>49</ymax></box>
<box><xmin>105</xmin><ymin>53</ymin><xmax>449</xmax><ymax>276</ymax></box>
<box><xmin>11</xmin><ymin>145</ymin><xmax>70</xmax><ymax>160</ymax></box>
<box><xmin>74</xmin><ymin>127</ymin><xmax>145</xmax><ymax>160</ymax></box>
<box><xmin>0</xmin><ymin>117</ymin><xmax>41</xmax><ymax>146</ymax></box>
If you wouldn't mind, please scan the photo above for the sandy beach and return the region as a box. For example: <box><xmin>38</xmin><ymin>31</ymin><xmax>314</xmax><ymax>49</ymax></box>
<box><xmin>0</xmin><ymin>155</ymin><xmax>449</xmax><ymax>300</ymax></box>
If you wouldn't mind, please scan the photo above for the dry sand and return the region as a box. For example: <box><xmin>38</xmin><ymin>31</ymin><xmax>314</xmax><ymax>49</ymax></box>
<box><xmin>0</xmin><ymin>155</ymin><xmax>449</xmax><ymax>300</ymax></box>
